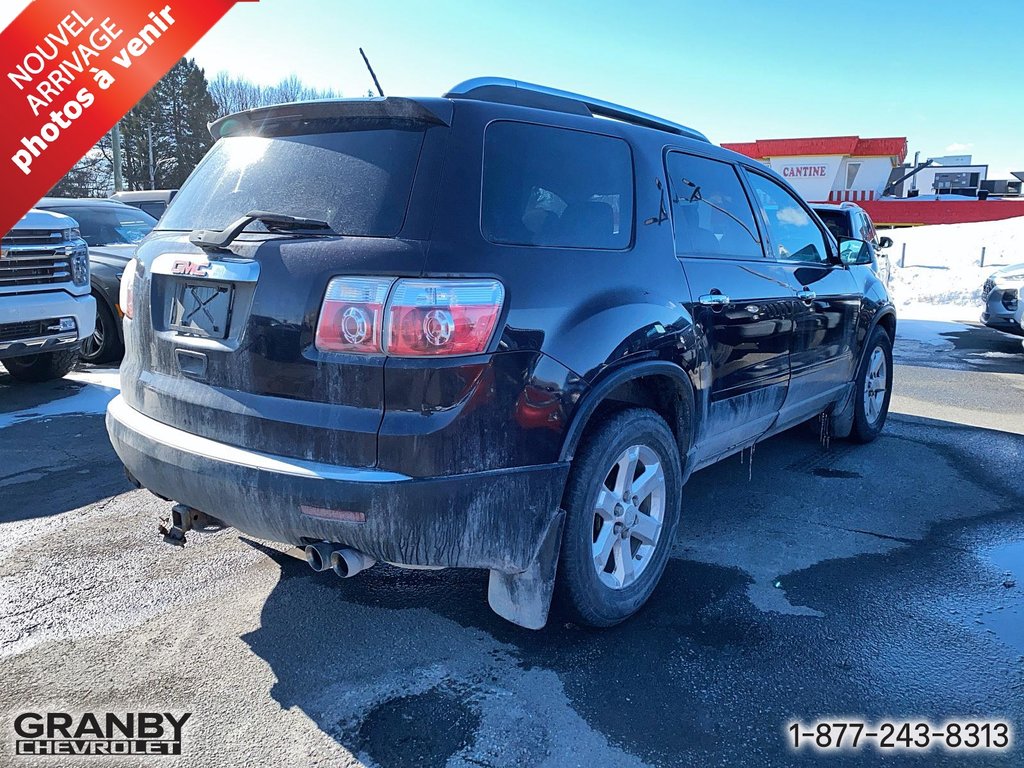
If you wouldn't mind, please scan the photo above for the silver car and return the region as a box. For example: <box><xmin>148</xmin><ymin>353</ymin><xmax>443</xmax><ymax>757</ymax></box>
<box><xmin>981</xmin><ymin>262</ymin><xmax>1024</xmax><ymax>337</ymax></box>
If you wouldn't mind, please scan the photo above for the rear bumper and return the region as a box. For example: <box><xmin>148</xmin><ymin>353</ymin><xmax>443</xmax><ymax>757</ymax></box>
<box><xmin>0</xmin><ymin>291</ymin><xmax>95</xmax><ymax>359</ymax></box>
<box><xmin>106</xmin><ymin>395</ymin><xmax>569</xmax><ymax>573</ymax></box>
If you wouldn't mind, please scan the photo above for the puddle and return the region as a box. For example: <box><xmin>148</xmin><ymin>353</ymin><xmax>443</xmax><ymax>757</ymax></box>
<box><xmin>978</xmin><ymin>540</ymin><xmax>1024</xmax><ymax>654</ymax></box>
<box><xmin>351</xmin><ymin>686</ymin><xmax>480</xmax><ymax>768</ymax></box>
<box><xmin>986</xmin><ymin>540</ymin><xmax>1024</xmax><ymax>574</ymax></box>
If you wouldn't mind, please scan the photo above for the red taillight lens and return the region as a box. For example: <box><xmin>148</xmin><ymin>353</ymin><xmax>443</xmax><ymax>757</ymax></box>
<box><xmin>315</xmin><ymin>277</ymin><xmax>394</xmax><ymax>353</ymax></box>
<box><xmin>385</xmin><ymin>279</ymin><xmax>505</xmax><ymax>357</ymax></box>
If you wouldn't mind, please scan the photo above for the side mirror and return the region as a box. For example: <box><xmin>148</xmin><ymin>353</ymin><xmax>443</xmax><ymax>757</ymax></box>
<box><xmin>878</xmin><ymin>235</ymin><xmax>894</xmax><ymax>249</ymax></box>
<box><xmin>838</xmin><ymin>237</ymin><xmax>874</xmax><ymax>266</ymax></box>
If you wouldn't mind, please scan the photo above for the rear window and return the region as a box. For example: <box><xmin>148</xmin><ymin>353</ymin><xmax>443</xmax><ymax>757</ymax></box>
<box><xmin>814</xmin><ymin>209</ymin><xmax>850</xmax><ymax>241</ymax></box>
<box><xmin>159</xmin><ymin>122</ymin><xmax>426</xmax><ymax>236</ymax></box>
<box><xmin>482</xmin><ymin>122</ymin><xmax>634</xmax><ymax>249</ymax></box>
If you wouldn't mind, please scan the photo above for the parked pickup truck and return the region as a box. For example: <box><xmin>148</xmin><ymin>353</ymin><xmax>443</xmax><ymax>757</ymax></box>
<box><xmin>1</xmin><ymin>209</ymin><xmax>95</xmax><ymax>382</ymax></box>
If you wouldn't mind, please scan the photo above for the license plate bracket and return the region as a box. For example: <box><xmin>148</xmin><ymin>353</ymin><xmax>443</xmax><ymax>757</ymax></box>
<box><xmin>170</xmin><ymin>281</ymin><xmax>234</xmax><ymax>339</ymax></box>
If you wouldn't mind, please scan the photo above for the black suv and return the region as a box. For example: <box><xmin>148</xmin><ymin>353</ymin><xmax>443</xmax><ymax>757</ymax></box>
<box><xmin>811</xmin><ymin>202</ymin><xmax>893</xmax><ymax>284</ymax></box>
<box><xmin>106</xmin><ymin>78</ymin><xmax>896</xmax><ymax>629</ymax></box>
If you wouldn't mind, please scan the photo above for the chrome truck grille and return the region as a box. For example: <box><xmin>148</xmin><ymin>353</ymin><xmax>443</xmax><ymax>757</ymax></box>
<box><xmin>0</xmin><ymin>228</ymin><xmax>74</xmax><ymax>287</ymax></box>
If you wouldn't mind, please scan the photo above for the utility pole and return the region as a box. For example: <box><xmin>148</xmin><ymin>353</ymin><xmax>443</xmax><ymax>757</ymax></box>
<box><xmin>147</xmin><ymin>124</ymin><xmax>155</xmax><ymax>190</ymax></box>
<box><xmin>111</xmin><ymin>123</ymin><xmax>124</xmax><ymax>192</ymax></box>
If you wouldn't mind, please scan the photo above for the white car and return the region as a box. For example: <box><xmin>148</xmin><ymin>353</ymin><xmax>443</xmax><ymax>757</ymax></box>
<box><xmin>981</xmin><ymin>262</ymin><xmax>1024</xmax><ymax>338</ymax></box>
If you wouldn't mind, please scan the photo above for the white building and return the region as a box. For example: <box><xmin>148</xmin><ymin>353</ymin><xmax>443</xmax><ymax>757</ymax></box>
<box><xmin>721</xmin><ymin>136</ymin><xmax>908</xmax><ymax>203</ymax></box>
<box><xmin>905</xmin><ymin>155</ymin><xmax>988</xmax><ymax>196</ymax></box>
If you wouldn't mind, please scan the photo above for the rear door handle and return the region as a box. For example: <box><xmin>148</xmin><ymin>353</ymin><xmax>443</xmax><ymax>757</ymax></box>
<box><xmin>699</xmin><ymin>294</ymin><xmax>731</xmax><ymax>307</ymax></box>
<box><xmin>797</xmin><ymin>289</ymin><xmax>816</xmax><ymax>303</ymax></box>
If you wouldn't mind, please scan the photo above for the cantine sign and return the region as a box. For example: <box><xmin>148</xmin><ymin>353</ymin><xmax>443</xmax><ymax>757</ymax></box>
<box><xmin>781</xmin><ymin>165</ymin><xmax>828</xmax><ymax>178</ymax></box>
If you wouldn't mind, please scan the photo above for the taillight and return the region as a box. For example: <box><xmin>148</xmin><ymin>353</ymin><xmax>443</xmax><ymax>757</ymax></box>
<box><xmin>314</xmin><ymin>277</ymin><xmax>505</xmax><ymax>357</ymax></box>
<box><xmin>315</xmin><ymin>277</ymin><xmax>394</xmax><ymax>353</ymax></box>
<box><xmin>385</xmin><ymin>279</ymin><xmax>505</xmax><ymax>356</ymax></box>
<box><xmin>119</xmin><ymin>258</ymin><xmax>138</xmax><ymax>319</ymax></box>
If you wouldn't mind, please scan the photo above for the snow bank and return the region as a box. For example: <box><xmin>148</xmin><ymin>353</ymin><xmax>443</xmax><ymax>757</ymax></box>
<box><xmin>882</xmin><ymin>215</ymin><xmax>1024</xmax><ymax>321</ymax></box>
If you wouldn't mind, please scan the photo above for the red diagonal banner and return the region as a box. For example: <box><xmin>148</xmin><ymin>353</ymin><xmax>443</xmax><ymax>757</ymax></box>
<box><xmin>0</xmin><ymin>0</ymin><xmax>257</xmax><ymax>235</ymax></box>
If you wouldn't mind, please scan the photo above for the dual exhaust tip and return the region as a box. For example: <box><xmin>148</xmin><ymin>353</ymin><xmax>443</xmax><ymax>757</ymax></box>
<box><xmin>304</xmin><ymin>542</ymin><xmax>375</xmax><ymax>578</ymax></box>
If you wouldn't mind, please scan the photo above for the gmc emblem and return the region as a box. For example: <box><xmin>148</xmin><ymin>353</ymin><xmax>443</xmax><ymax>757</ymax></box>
<box><xmin>172</xmin><ymin>260</ymin><xmax>210</xmax><ymax>277</ymax></box>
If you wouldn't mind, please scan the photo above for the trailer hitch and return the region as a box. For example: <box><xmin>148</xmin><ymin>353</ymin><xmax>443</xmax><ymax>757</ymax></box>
<box><xmin>159</xmin><ymin>504</ymin><xmax>225</xmax><ymax>546</ymax></box>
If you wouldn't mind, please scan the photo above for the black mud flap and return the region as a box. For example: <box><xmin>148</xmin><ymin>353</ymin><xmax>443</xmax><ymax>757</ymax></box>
<box><xmin>828</xmin><ymin>381</ymin><xmax>856</xmax><ymax>439</ymax></box>
<box><xmin>486</xmin><ymin>509</ymin><xmax>565</xmax><ymax>629</ymax></box>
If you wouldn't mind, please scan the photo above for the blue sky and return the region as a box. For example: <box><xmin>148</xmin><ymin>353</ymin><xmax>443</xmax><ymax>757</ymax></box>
<box><xmin>4</xmin><ymin>0</ymin><xmax>1021</xmax><ymax>176</ymax></box>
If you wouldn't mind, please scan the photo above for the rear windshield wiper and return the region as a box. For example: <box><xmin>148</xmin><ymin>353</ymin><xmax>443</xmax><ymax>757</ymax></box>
<box><xmin>189</xmin><ymin>210</ymin><xmax>335</xmax><ymax>251</ymax></box>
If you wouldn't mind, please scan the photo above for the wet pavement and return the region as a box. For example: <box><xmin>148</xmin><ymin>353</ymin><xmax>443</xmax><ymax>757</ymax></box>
<box><xmin>0</xmin><ymin>323</ymin><xmax>1021</xmax><ymax>767</ymax></box>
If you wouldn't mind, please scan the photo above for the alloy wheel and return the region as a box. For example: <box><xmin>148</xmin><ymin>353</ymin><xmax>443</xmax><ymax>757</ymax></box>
<box><xmin>591</xmin><ymin>444</ymin><xmax>666</xmax><ymax>590</ymax></box>
<box><xmin>863</xmin><ymin>346</ymin><xmax>888</xmax><ymax>425</ymax></box>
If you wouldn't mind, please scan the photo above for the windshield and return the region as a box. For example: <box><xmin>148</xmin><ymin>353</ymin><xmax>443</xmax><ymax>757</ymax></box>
<box><xmin>51</xmin><ymin>205</ymin><xmax>156</xmax><ymax>246</ymax></box>
<box><xmin>159</xmin><ymin>122</ymin><xmax>427</xmax><ymax>237</ymax></box>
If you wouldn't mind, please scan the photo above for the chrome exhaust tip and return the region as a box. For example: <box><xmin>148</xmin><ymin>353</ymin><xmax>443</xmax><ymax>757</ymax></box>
<box><xmin>304</xmin><ymin>542</ymin><xmax>335</xmax><ymax>572</ymax></box>
<box><xmin>330</xmin><ymin>547</ymin><xmax>376</xmax><ymax>578</ymax></box>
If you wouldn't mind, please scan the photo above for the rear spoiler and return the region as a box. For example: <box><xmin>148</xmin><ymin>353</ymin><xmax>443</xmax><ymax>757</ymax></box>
<box><xmin>208</xmin><ymin>97</ymin><xmax>452</xmax><ymax>139</ymax></box>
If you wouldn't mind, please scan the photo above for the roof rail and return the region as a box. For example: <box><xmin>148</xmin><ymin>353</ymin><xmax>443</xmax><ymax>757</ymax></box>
<box><xmin>445</xmin><ymin>77</ymin><xmax>709</xmax><ymax>143</ymax></box>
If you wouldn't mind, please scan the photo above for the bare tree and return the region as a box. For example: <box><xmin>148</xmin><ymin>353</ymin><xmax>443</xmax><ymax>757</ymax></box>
<box><xmin>209</xmin><ymin>72</ymin><xmax>341</xmax><ymax>116</ymax></box>
<box><xmin>47</xmin><ymin>149</ymin><xmax>113</xmax><ymax>198</ymax></box>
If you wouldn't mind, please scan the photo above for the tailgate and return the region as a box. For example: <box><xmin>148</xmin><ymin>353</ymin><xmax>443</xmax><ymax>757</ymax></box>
<box><xmin>120</xmin><ymin>233</ymin><xmax>428</xmax><ymax>467</ymax></box>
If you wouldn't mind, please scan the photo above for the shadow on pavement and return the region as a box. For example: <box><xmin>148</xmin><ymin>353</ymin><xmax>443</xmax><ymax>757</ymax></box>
<box><xmin>0</xmin><ymin>413</ymin><xmax>130</xmax><ymax>522</ymax></box>
<box><xmin>896</xmin><ymin>322</ymin><xmax>1023</xmax><ymax>374</ymax></box>
<box><xmin>240</xmin><ymin>418</ymin><xmax>1024</xmax><ymax>768</ymax></box>
<box><xmin>0</xmin><ymin>374</ymin><xmax>88</xmax><ymax>412</ymax></box>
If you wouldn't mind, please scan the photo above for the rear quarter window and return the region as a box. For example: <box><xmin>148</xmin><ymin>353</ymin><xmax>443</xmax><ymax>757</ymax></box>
<box><xmin>481</xmin><ymin>121</ymin><xmax>634</xmax><ymax>250</ymax></box>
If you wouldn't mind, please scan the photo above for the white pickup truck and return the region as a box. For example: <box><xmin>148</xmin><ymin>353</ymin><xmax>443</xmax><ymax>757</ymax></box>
<box><xmin>1</xmin><ymin>209</ymin><xmax>95</xmax><ymax>382</ymax></box>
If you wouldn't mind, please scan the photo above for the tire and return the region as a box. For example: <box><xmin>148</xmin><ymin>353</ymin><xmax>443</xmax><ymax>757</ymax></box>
<box><xmin>554</xmin><ymin>407</ymin><xmax>683</xmax><ymax>627</ymax></box>
<box><xmin>80</xmin><ymin>295</ymin><xmax>123</xmax><ymax>364</ymax></box>
<box><xmin>850</xmin><ymin>326</ymin><xmax>893</xmax><ymax>443</ymax></box>
<box><xmin>3</xmin><ymin>348</ymin><xmax>81</xmax><ymax>382</ymax></box>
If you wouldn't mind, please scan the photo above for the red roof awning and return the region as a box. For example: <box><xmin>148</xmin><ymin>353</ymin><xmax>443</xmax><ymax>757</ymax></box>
<box><xmin>722</xmin><ymin>136</ymin><xmax>907</xmax><ymax>164</ymax></box>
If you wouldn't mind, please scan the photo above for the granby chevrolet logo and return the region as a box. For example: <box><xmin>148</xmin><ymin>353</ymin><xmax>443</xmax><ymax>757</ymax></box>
<box><xmin>782</xmin><ymin>165</ymin><xmax>829</xmax><ymax>178</ymax></box>
<box><xmin>13</xmin><ymin>711</ymin><xmax>191</xmax><ymax>756</ymax></box>
<box><xmin>171</xmin><ymin>260</ymin><xmax>210</xmax><ymax>277</ymax></box>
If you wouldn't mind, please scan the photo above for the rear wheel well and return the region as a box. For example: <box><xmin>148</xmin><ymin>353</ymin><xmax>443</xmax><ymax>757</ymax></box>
<box><xmin>578</xmin><ymin>373</ymin><xmax>693</xmax><ymax>460</ymax></box>
<box><xmin>876</xmin><ymin>312</ymin><xmax>896</xmax><ymax>343</ymax></box>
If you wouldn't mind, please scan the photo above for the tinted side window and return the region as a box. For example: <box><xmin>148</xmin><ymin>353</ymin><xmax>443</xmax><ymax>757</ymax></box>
<box><xmin>482</xmin><ymin>122</ymin><xmax>633</xmax><ymax>249</ymax></box>
<box><xmin>859</xmin><ymin>213</ymin><xmax>876</xmax><ymax>242</ymax></box>
<box><xmin>667</xmin><ymin>153</ymin><xmax>762</xmax><ymax>259</ymax></box>
<box><xmin>747</xmin><ymin>173</ymin><xmax>828</xmax><ymax>264</ymax></box>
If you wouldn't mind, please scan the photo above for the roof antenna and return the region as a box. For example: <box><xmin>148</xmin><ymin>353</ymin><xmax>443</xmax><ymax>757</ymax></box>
<box><xmin>359</xmin><ymin>48</ymin><xmax>385</xmax><ymax>97</ymax></box>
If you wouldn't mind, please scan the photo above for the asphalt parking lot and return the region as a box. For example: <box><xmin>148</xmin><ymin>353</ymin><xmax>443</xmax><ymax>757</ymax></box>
<box><xmin>1</xmin><ymin>320</ymin><xmax>1021</xmax><ymax>768</ymax></box>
